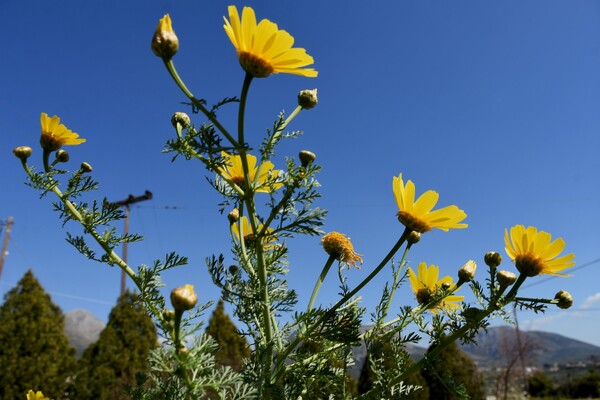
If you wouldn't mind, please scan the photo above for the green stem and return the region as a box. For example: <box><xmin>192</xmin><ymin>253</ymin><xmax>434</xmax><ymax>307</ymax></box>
<box><xmin>26</xmin><ymin>160</ymin><xmax>137</xmax><ymax>284</ymax></box>
<box><xmin>273</xmin><ymin>228</ymin><xmax>410</xmax><ymax>378</ymax></box>
<box><xmin>306</xmin><ymin>255</ymin><xmax>336</xmax><ymax>313</ymax></box>
<box><xmin>380</xmin><ymin>243</ymin><xmax>413</xmax><ymax>323</ymax></box>
<box><xmin>163</xmin><ymin>59</ymin><xmax>238</xmax><ymax>147</ymax></box>
<box><xmin>235</xmin><ymin>72</ymin><xmax>275</xmax><ymax>378</ymax></box>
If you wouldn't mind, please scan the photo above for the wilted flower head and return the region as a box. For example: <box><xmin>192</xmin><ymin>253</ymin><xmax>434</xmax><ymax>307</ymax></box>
<box><xmin>393</xmin><ymin>173</ymin><xmax>467</xmax><ymax>233</ymax></box>
<box><xmin>505</xmin><ymin>225</ymin><xmax>575</xmax><ymax>277</ymax></box>
<box><xmin>223</xmin><ymin>6</ymin><xmax>317</xmax><ymax>78</ymax></box>
<box><xmin>39</xmin><ymin>112</ymin><xmax>85</xmax><ymax>152</ymax></box>
<box><xmin>152</xmin><ymin>14</ymin><xmax>179</xmax><ymax>59</ymax></box>
<box><xmin>407</xmin><ymin>262</ymin><xmax>464</xmax><ymax>313</ymax></box>
<box><xmin>321</xmin><ymin>232</ymin><xmax>363</xmax><ymax>269</ymax></box>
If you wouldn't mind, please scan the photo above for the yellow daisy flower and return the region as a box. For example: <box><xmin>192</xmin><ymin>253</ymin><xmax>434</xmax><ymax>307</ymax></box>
<box><xmin>232</xmin><ymin>216</ymin><xmax>276</xmax><ymax>247</ymax></box>
<box><xmin>321</xmin><ymin>232</ymin><xmax>363</xmax><ymax>269</ymax></box>
<box><xmin>26</xmin><ymin>390</ymin><xmax>50</xmax><ymax>400</ymax></box>
<box><xmin>407</xmin><ymin>262</ymin><xmax>463</xmax><ymax>313</ymax></box>
<box><xmin>218</xmin><ymin>151</ymin><xmax>282</xmax><ymax>193</ymax></box>
<box><xmin>504</xmin><ymin>225</ymin><xmax>575</xmax><ymax>277</ymax></box>
<box><xmin>39</xmin><ymin>112</ymin><xmax>85</xmax><ymax>152</ymax></box>
<box><xmin>223</xmin><ymin>5</ymin><xmax>317</xmax><ymax>78</ymax></box>
<box><xmin>393</xmin><ymin>173</ymin><xmax>467</xmax><ymax>233</ymax></box>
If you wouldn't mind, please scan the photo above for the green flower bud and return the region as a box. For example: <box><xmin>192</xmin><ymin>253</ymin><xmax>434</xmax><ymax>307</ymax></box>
<box><xmin>55</xmin><ymin>149</ymin><xmax>69</xmax><ymax>163</ymax></box>
<box><xmin>407</xmin><ymin>231</ymin><xmax>422</xmax><ymax>244</ymax></box>
<box><xmin>13</xmin><ymin>146</ymin><xmax>32</xmax><ymax>162</ymax></box>
<box><xmin>80</xmin><ymin>162</ymin><xmax>93</xmax><ymax>173</ymax></box>
<box><xmin>298</xmin><ymin>150</ymin><xmax>316</xmax><ymax>167</ymax></box>
<box><xmin>170</xmin><ymin>284</ymin><xmax>198</xmax><ymax>311</ymax></box>
<box><xmin>228</xmin><ymin>208</ymin><xmax>239</xmax><ymax>224</ymax></box>
<box><xmin>298</xmin><ymin>88</ymin><xmax>318</xmax><ymax>109</ymax></box>
<box><xmin>554</xmin><ymin>290</ymin><xmax>573</xmax><ymax>309</ymax></box>
<box><xmin>484</xmin><ymin>252</ymin><xmax>502</xmax><ymax>269</ymax></box>
<box><xmin>171</xmin><ymin>112</ymin><xmax>190</xmax><ymax>129</ymax></box>
<box><xmin>496</xmin><ymin>270</ymin><xmax>517</xmax><ymax>287</ymax></box>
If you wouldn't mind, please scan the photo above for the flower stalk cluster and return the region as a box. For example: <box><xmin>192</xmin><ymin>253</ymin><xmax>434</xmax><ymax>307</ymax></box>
<box><xmin>14</xmin><ymin>5</ymin><xmax>577</xmax><ymax>400</ymax></box>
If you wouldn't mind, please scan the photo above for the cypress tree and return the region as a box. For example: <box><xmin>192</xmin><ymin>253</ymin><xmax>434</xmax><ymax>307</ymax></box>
<box><xmin>0</xmin><ymin>270</ymin><xmax>77</xmax><ymax>400</ymax></box>
<box><xmin>205</xmin><ymin>299</ymin><xmax>250</xmax><ymax>371</ymax></box>
<box><xmin>421</xmin><ymin>341</ymin><xmax>485</xmax><ymax>400</ymax></box>
<box><xmin>71</xmin><ymin>291</ymin><xmax>157</xmax><ymax>399</ymax></box>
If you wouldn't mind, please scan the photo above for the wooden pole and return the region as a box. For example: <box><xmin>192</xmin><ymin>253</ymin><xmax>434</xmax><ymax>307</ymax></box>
<box><xmin>0</xmin><ymin>217</ymin><xmax>14</xmax><ymax>282</ymax></box>
<box><xmin>111</xmin><ymin>191</ymin><xmax>152</xmax><ymax>295</ymax></box>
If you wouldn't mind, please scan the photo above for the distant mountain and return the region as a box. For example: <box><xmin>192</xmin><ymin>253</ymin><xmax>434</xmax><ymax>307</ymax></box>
<box><xmin>64</xmin><ymin>309</ymin><xmax>105</xmax><ymax>357</ymax></box>
<box><xmin>460</xmin><ymin>326</ymin><xmax>600</xmax><ymax>368</ymax></box>
<box><xmin>348</xmin><ymin>326</ymin><xmax>600</xmax><ymax>378</ymax></box>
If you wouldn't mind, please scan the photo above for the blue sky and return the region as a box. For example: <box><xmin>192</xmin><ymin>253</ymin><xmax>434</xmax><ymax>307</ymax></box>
<box><xmin>2</xmin><ymin>1</ymin><xmax>600</xmax><ymax>347</ymax></box>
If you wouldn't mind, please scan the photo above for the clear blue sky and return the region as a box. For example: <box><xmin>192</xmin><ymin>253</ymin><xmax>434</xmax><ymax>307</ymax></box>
<box><xmin>2</xmin><ymin>1</ymin><xmax>599</xmax><ymax>347</ymax></box>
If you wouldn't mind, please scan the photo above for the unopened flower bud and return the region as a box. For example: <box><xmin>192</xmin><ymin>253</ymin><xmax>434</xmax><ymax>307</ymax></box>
<box><xmin>554</xmin><ymin>290</ymin><xmax>573</xmax><ymax>309</ymax></box>
<box><xmin>228</xmin><ymin>208</ymin><xmax>239</xmax><ymax>224</ymax></box>
<box><xmin>484</xmin><ymin>252</ymin><xmax>502</xmax><ymax>269</ymax></box>
<box><xmin>55</xmin><ymin>149</ymin><xmax>69</xmax><ymax>163</ymax></box>
<box><xmin>458</xmin><ymin>260</ymin><xmax>477</xmax><ymax>283</ymax></box>
<box><xmin>80</xmin><ymin>162</ymin><xmax>93</xmax><ymax>173</ymax></box>
<box><xmin>298</xmin><ymin>88</ymin><xmax>318</xmax><ymax>109</ymax></box>
<box><xmin>441</xmin><ymin>282</ymin><xmax>452</xmax><ymax>290</ymax></box>
<box><xmin>298</xmin><ymin>150</ymin><xmax>316</xmax><ymax>167</ymax></box>
<box><xmin>170</xmin><ymin>284</ymin><xmax>197</xmax><ymax>311</ymax></box>
<box><xmin>171</xmin><ymin>112</ymin><xmax>190</xmax><ymax>129</ymax></box>
<box><xmin>496</xmin><ymin>270</ymin><xmax>517</xmax><ymax>287</ymax></box>
<box><xmin>152</xmin><ymin>14</ymin><xmax>179</xmax><ymax>59</ymax></box>
<box><xmin>407</xmin><ymin>231</ymin><xmax>421</xmax><ymax>244</ymax></box>
<box><xmin>228</xmin><ymin>265</ymin><xmax>239</xmax><ymax>275</ymax></box>
<box><xmin>13</xmin><ymin>146</ymin><xmax>32</xmax><ymax>162</ymax></box>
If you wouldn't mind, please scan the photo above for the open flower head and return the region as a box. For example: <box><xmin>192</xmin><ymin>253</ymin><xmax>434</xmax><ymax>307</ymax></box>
<box><xmin>393</xmin><ymin>173</ymin><xmax>467</xmax><ymax>233</ymax></box>
<box><xmin>407</xmin><ymin>262</ymin><xmax>464</xmax><ymax>313</ymax></box>
<box><xmin>223</xmin><ymin>6</ymin><xmax>317</xmax><ymax>78</ymax></box>
<box><xmin>321</xmin><ymin>232</ymin><xmax>363</xmax><ymax>269</ymax></box>
<box><xmin>26</xmin><ymin>391</ymin><xmax>50</xmax><ymax>400</ymax></box>
<box><xmin>505</xmin><ymin>225</ymin><xmax>575</xmax><ymax>277</ymax></box>
<box><xmin>232</xmin><ymin>216</ymin><xmax>276</xmax><ymax>248</ymax></box>
<box><xmin>39</xmin><ymin>113</ymin><xmax>85</xmax><ymax>152</ymax></box>
<box><xmin>218</xmin><ymin>151</ymin><xmax>282</xmax><ymax>193</ymax></box>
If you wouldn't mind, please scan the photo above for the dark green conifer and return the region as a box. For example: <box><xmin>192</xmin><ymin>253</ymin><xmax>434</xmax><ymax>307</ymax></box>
<box><xmin>205</xmin><ymin>299</ymin><xmax>250</xmax><ymax>371</ymax></box>
<box><xmin>0</xmin><ymin>270</ymin><xmax>77</xmax><ymax>400</ymax></box>
<box><xmin>71</xmin><ymin>291</ymin><xmax>157</xmax><ymax>399</ymax></box>
<box><xmin>422</xmin><ymin>341</ymin><xmax>485</xmax><ymax>400</ymax></box>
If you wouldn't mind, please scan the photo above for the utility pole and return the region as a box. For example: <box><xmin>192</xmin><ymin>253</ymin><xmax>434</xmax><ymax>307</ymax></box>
<box><xmin>0</xmin><ymin>217</ymin><xmax>14</xmax><ymax>282</ymax></box>
<box><xmin>111</xmin><ymin>191</ymin><xmax>152</xmax><ymax>295</ymax></box>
